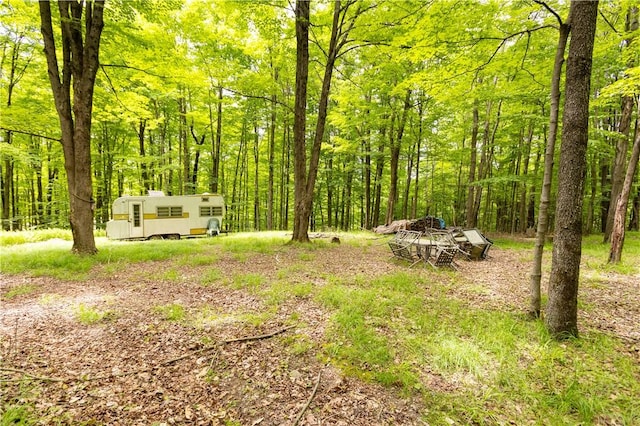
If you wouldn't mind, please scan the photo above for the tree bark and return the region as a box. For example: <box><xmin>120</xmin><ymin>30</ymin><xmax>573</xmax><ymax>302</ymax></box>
<box><xmin>604</xmin><ymin>7</ymin><xmax>638</xmax><ymax>242</ymax></box>
<box><xmin>292</xmin><ymin>0</ymin><xmax>310</xmax><ymax>242</ymax></box>
<box><xmin>630</xmin><ymin>186</ymin><xmax>640</xmax><ymax>231</ymax></box>
<box><xmin>465</xmin><ymin>105</ymin><xmax>479</xmax><ymax>227</ymax></box>
<box><xmin>386</xmin><ymin>90</ymin><xmax>412</xmax><ymax>225</ymax></box>
<box><xmin>253</xmin><ymin>121</ymin><xmax>260</xmax><ymax>231</ymax></box>
<box><xmin>608</xmin><ymin>122</ymin><xmax>640</xmax><ymax>263</ymax></box>
<box><xmin>292</xmin><ymin>0</ymin><xmax>359</xmax><ymax>241</ymax></box>
<box><xmin>267</xmin><ymin>70</ymin><xmax>277</xmax><ymax>230</ymax></box>
<box><xmin>529</xmin><ymin>16</ymin><xmax>569</xmax><ymax>319</ymax></box>
<box><xmin>546</xmin><ymin>0</ymin><xmax>598</xmax><ymax>338</ymax></box>
<box><xmin>210</xmin><ymin>86</ymin><xmax>223</xmax><ymax>193</ymax></box>
<box><xmin>39</xmin><ymin>0</ymin><xmax>104</xmax><ymax>254</ymax></box>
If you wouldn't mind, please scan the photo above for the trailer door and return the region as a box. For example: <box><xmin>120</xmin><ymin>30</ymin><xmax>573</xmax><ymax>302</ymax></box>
<box><xmin>129</xmin><ymin>202</ymin><xmax>144</xmax><ymax>238</ymax></box>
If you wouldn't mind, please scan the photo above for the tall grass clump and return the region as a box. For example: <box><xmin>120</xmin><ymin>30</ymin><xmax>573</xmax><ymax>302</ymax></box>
<box><xmin>0</xmin><ymin>228</ymin><xmax>72</xmax><ymax>246</ymax></box>
<box><xmin>1</xmin><ymin>243</ymin><xmax>96</xmax><ymax>279</ymax></box>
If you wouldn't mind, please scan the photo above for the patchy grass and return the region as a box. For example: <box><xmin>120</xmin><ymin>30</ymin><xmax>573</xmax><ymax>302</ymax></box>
<box><xmin>0</xmin><ymin>228</ymin><xmax>73</xmax><ymax>246</ymax></box>
<box><xmin>73</xmin><ymin>303</ymin><xmax>116</xmax><ymax>325</ymax></box>
<box><xmin>1</xmin><ymin>284</ymin><xmax>39</xmax><ymax>300</ymax></box>
<box><xmin>2</xmin><ymin>230</ymin><xmax>639</xmax><ymax>425</ymax></box>
<box><xmin>153</xmin><ymin>303</ymin><xmax>187</xmax><ymax>322</ymax></box>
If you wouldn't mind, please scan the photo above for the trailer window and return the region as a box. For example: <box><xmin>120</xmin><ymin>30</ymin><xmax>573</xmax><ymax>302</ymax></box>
<box><xmin>200</xmin><ymin>206</ymin><xmax>223</xmax><ymax>216</ymax></box>
<box><xmin>157</xmin><ymin>206</ymin><xmax>183</xmax><ymax>218</ymax></box>
<box><xmin>133</xmin><ymin>204</ymin><xmax>141</xmax><ymax>227</ymax></box>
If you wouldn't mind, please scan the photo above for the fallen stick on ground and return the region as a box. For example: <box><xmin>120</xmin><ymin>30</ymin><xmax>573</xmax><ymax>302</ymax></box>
<box><xmin>293</xmin><ymin>366</ymin><xmax>324</xmax><ymax>426</ymax></box>
<box><xmin>0</xmin><ymin>324</ymin><xmax>296</xmax><ymax>384</ymax></box>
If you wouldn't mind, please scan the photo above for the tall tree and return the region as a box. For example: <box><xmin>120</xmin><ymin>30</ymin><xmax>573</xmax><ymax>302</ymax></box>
<box><xmin>529</xmin><ymin>2</ymin><xmax>570</xmax><ymax>318</ymax></box>
<box><xmin>292</xmin><ymin>0</ymin><xmax>310</xmax><ymax>242</ymax></box>
<box><xmin>39</xmin><ymin>0</ymin><xmax>104</xmax><ymax>254</ymax></box>
<box><xmin>291</xmin><ymin>0</ymin><xmax>363</xmax><ymax>242</ymax></box>
<box><xmin>546</xmin><ymin>0</ymin><xmax>598</xmax><ymax>338</ymax></box>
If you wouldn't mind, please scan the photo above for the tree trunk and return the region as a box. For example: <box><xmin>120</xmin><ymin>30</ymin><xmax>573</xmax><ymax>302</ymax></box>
<box><xmin>630</xmin><ymin>186</ymin><xmax>640</xmax><ymax>231</ymax></box>
<box><xmin>372</xmin><ymin>126</ymin><xmax>386</xmax><ymax>228</ymax></box>
<box><xmin>604</xmin><ymin>97</ymin><xmax>634</xmax><ymax>241</ymax></box>
<box><xmin>413</xmin><ymin>97</ymin><xmax>424</xmax><ymax>219</ymax></box>
<box><xmin>546</xmin><ymin>0</ymin><xmax>598</xmax><ymax>338</ymax></box>
<box><xmin>190</xmin><ymin>124</ymin><xmax>206</xmax><ymax>192</ymax></box>
<box><xmin>608</xmin><ymin>122</ymin><xmax>640</xmax><ymax>263</ymax></box>
<box><xmin>210</xmin><ymin>86</ymin><xmax>223</xmax><ymax>193</ymax></box>
<box><xmin>292</xmin><ymin>0</ymin><xmax>358</xmax><ymax>242</ymax></box>
<box><xmin>386</xmin><ymin>90</ymin><xmax>412</xmax><ymax>225</ymax></box>
<box><xmin>403</xmin><ymin>132</ymin><xmax>417</xmax><ymax>219</ymax></box>
<box><xmin>253</xmin><ymin>121</ymin><xmax>260</xmax><ymax>231</ymax></box>
<box><xmin>585</xmin><ymin>151</ymin><xmax>598</xmax><ymax>234</ymax></box>
<box><xmin>529</xmin><ymin>17</ymin><xmax>569</xmax><ymax>318</ymax></box>
<box><xmin>465</xmin><ymin>105</ymin><xmax>479</xmax><ymax>227</ymax></box>
<box><xmin>292</xmin><ymin>0</ymin><xmax>310</xmax><ymax>242</ymax></box>
<box><xmin>39</xmin><ymin>1</ymin><xmax>104</xmax><ymax>254</ymax></box>
<box><xmin>267</xmin><ymin>73</ymin><xmax>277</xmax><ymax>230</ymax></box>
<box><xmin>604</xmin><ymin>7</ymin><xmax>638</xmax><ymax>242</ymax></box>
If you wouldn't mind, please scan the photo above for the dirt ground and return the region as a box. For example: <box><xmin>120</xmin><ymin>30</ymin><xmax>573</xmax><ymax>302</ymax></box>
<box><xmin>1</xmin><ymin>238</ymin><xmax>639</xmax><ymax>425</ymax></box>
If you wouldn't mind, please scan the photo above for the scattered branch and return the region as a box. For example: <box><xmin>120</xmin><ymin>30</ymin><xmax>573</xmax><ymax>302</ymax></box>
<box><xmin>100</xmin><ymin>62</ymin><xmax>169</xmax><ymax>79</ymax></box>
<box><xmin>216</xmin><ymin>85</ymin><xmax>294</xmax><ymax>113</ymax></box>
<box><xmin>0</xmin><ymin>325</ymin><xmax>295</xmax><ymax>384</ymax></box>
<box><xmin>599</xmin><ymin>10</ymin><xmax>620</xmax><ymax>35</ymax></box>
<box><xmin>293</xmin><ymin>366</ymin><xmax>324</xmax><ymax>426</ymax></box>
<box><xmin>0</xmin><ymin>127</ymin><xmax>60</xmax><ymax>142</ymax></box>
<box><xmin>533</xmin><ymin>0</ymin><xmax>564</xmax><ymax>26</ymax></box>
<box><xmin>0</xmin><ymin>367</ymin><xmax>66</xmax><ymax>383</ymax></box>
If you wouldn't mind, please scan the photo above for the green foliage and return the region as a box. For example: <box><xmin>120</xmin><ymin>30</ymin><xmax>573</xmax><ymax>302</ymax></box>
<box><xmin>1</xmin><ymin>284</ymin><xmax>38</xmax><ymax>300</ymax></box>
<box><xmin>0</xmin><ymin>403</ymin><xmax>36</xmax><ymax>426</ymax></box>
<box><xmin>230</xmin><ymin>273</ymin><xmax>264</xmax><ymax>292</ymax></box>
<box><xmin>153</xmin><ymin>303</ymin><xmax>186</xmax><ymax>321</ymax></box>
<box><xmin>199</xmin><ymin>268</ymin><xmax>224</xmax><ymax>286</ymax></box>
<box><xmin>0</xmin><ymin>229</ymin><xmax>73</xmax><ymax>246</ymax></box>
<box><xmin>74</xmin><ymin>303</ymin><xmax>116</xmax><ymax>325</ymax></box>
<box><xmin>314</xmin><ymin>261</ymin><xmax>639</xmax><ymax>424</ymax></box>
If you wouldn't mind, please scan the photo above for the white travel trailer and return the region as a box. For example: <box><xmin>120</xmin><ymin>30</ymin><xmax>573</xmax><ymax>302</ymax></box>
<box><xmin>106</xmin><ymin>192</ymin><xmax>225</xmax><ymax>240</ymax></box>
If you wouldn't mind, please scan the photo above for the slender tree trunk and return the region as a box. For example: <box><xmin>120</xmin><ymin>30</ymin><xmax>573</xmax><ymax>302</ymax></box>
<box><xmin>546</xmin><ymin>0</ymin><xmax>598</xmax><ymax>338</ymax></box>
<box><xmin>586</xmin><ymin>152</ymin><xmax>598</xmax><ymax>234</ymax></box>
<box><xmin>386</xmin><ymin>90</ymin><xmax>412</xmax><ymax>225</ymax></box>
<box><xmin>39</xmin><ymin>1</ymin><xmax>104</xmax><ymax>254</ymax></box>
<box><xmin>212</xmin><ymin>86</ymin><xmax>223</xmax><ymax>193</ymax></box>
<box><xmin>466</xmin><ymin>105</ymin><xmax>479</xmax><ymax>227</ymax></box>
<box><xmin>253</xmin><ymin>121</ymin><xmax>260</xmax><ymax>231</ymax></box>
<box><xmin>413</xmin><ymin>97</ymin><xmax>424</xmax><ymax>219</ymax></box>
<box><xmin>609</xmin><ymin>122</ymin><xmax>640</xmax><ymax>262</ymax></box>
<box><xmin>403</xmin><ymin>134</ymin><xmax>416</xmax><ymax>219</ymax></box>
<box><xmin>600</xmin><ymin>160</ymin><xmax>610</xmax><ymax>232</ymax></box>
<box><xmin>372</xmin><ymin>126</ymin><xmax>385</xmax><ymax>227</ymax></box>
<box><xmin>363</xmin><ymin>127</ymin><xmax>372</xmax><ymax>229</ymax></box>
<box><xmin>529</xmin><ymin>18</ymin><xmax>570</xmax><ymax>318</ymax></box>
<box><xmin>604</xmin><ymin>7</ymin><xmax>638</xmax><ymax>242</ymax></box>
<box><xmin>630</xmin><ymin>186</ymin><xmax>640</xmax><ymax>231</ymax></box>
<box><xmin>344</xmin><ymin>159</ymin><xmax>354</xmax><ymax>231</ymax></box>
<box><xmin>267</xmin><ymin>74</ymin><xmax>277</xmax><ymax>230</ymax></box>
<box><xmin>190</xmin><ymin>124</ymin><xmax>206</xmax><ymax>192</ymax></box>
<box><xmin>518</xmin><ymin>124</ymin><xmax>533</xmax><ymax>233</ymax></box>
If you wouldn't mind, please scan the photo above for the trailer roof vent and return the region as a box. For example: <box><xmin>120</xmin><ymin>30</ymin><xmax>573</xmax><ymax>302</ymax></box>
<box><xmin>148</xmin><ymin>190</ymin><xmax>165</xmax><ymax>197</ymax></box>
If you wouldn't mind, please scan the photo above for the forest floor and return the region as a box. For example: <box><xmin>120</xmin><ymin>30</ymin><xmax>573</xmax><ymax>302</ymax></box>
<box><xmin>1</xmin><ymin>235</ymin><xmax>639</xmax><ymax>425</ymax></box>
